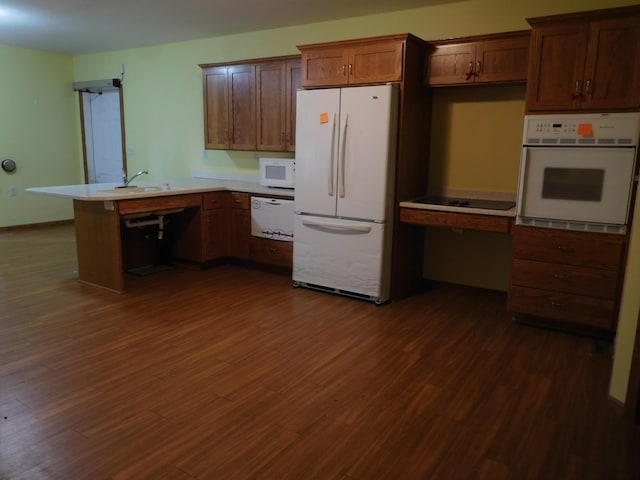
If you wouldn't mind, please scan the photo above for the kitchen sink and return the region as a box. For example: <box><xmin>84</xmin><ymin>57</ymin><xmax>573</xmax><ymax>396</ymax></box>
<box><xmin>99</xmin><ymin>186</ymin><xmax>165</xmax><ymax>194</ymax></box>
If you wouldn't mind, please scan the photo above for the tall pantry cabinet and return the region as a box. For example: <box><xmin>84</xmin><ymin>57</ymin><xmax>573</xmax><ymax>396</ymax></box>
<box><xmin>297</xmin><ymin>34</ymin><xmax>432</xmax><ymax>299</ymax></box>
<box><xmin>508</xmin><ymin>5</ymin><xmax>640</xmax><ymax>337</ymax></box>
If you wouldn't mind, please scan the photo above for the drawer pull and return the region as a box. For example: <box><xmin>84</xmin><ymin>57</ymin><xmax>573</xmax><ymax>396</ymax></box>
<box><xmin>550</xmin><ymin>301</ymin><xmax>567</xmax><ymax>310</ymax></box>
<box><xmin>556</xmin><ymin>245</ymin><xmax>574</xmax><ymax>252</ymax></box>
<box><xmin>553</xmin><ymin>273</ymin><xmax>571</xmax><ymax>280</ymax></box>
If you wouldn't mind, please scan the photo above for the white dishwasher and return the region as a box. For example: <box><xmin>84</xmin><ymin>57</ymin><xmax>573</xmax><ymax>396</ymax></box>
<box><xmin>250</xmin><ymin>196</ymin><xmax>294</xmax><ymax>242</ymax></box>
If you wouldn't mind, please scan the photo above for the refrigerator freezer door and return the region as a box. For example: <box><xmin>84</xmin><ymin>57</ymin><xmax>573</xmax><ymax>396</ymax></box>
<box><xmin>292</xmin><ymin>214</ymin><xmax>391</xmax><ymax>303</ymax></box>
<box><xmin>294</xmin><ymin>88</ymin><xmax>341</xmax><ymax>217</ymax></box>
<box><xmin>337</xmin><ymin>84</ymin><xmax>398</xmax><ymax>222</ymax></box>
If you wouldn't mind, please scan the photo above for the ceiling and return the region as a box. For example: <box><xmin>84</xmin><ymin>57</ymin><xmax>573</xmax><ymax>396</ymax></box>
<box><xmin>0</xmin><ymin>0</ymin><xmax>460</xmax><ymax>56</ymax></box>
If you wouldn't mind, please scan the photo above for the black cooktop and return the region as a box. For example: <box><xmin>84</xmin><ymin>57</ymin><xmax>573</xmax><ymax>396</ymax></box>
<box><xmin>414</xmin><ymin>196</ymin><xmax>516</xmax><ymax>211</ymax></box>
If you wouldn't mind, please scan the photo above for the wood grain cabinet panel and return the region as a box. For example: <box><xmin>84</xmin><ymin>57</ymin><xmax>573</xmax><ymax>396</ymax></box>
<box><xmin>201</xmin><ymin>56</ymin><xmax>300</xmax><ymax>152</ymax></box>
<box><xmin>249</xmin><ymin>237</ymin><xmax>293</xmax><ymax>268</ymax></box>
<box><xmin>508</xmin><ymin>225</ymin><xmax>627</xmax><ymax>334</ymax></box>
<box><xmin>426</xmin><ymin>31</ymin><xmax>530</xmax><ymax>86</ymax></box>
<box><xmin>526</xmin><ymin>6</ymin><xmax>640</xmax><ymax>112</ymax></box>
<box><xmin>298</xmin><ymin>35</ymin><xmax>405</xmax><ymax>87</ymax></box>
<box><xmin>256</xmin><ymin>59</ymin><xmax>301</xmax><ymax>151</ymax></box>
<box><xmin>202</xmin><ymin>65</ymin><xmax>256</xmax><ymax>150</ymax></box>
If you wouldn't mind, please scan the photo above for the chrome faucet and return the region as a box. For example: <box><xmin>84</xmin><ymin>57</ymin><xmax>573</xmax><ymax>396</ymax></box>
<box><xmin>122</xmin><ymin>170</ymin><xmax>148</xmax><ymax>187</ymax></box>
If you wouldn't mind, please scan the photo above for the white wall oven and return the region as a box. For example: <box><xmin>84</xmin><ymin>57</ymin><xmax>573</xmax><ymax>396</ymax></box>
<box><xmin>517</xmin><ymin>113</ymin><xmax>640</xmax><ymax>234</ymax></box>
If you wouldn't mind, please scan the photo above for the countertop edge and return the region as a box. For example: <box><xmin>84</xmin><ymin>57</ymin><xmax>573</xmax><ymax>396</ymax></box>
<box><xmin>399</xmin><ymin>201</ymin><xmax>516</xmax><ymax>218</ymax></box>
<box><xmin>25</xmin><ymin>179</ymin><xmax>295</xmax><ymax>201</ymax></box>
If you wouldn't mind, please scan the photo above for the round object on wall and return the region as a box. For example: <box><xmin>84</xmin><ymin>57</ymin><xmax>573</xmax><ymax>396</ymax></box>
<box><xmin>2</xmin><ymin>159</ymin><xmax>16</xmax><ymax>173</ymax></box>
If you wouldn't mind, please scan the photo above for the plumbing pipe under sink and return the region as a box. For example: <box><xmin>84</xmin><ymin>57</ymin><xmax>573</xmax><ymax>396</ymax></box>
<box><xmin>122</xmin><ymin>208</ymin><xmax>184</xmax><ymax>239</ymax></box>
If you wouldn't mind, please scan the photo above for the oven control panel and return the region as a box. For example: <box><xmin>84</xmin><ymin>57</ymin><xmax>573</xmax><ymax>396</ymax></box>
<box><xmin>523</xmin><ymin>113</ymin><xmax>640</xmax><ymax>145</ymax></box>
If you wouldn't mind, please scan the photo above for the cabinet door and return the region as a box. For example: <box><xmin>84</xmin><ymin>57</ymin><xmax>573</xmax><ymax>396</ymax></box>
<box><xmin>583</xmin><ymin>16</ymin><xmax>640</xmax><ymax>110</ymax></box>
<box><xmin>427</xmin><ymin>43</ymin><xmax>476</xmax><ymax>85</ymax></box>
<box><xmin>256</xmin><ymin>60</ymin><xmax>301</xmax><ymax>152</ymax></box>
<box><xmin>475</xmin><ymin>36</ymin><xmax>529</xmax><ymax>84</ymax></box>
<box><xmin>285</xmin><ymin>61</ymin><xmax>302</xmax><ymax>151</ymax></box>
<box><xmin>526</xmin><ymin>23</ymin><xmax>589</xmax><ymax>111</ymax></box>
<box><xmin>203</xmin><ymin>209</ymin><xmax>227</xmax><ymax>260</ymax></box>
<box><xmin>228</xmin><ymin>65</ymin><xmax>256</xmax><ymax>150</ymax></box>
<box><xmin>301</xmin><ymin>47</ymin><xmax>350</xmax><ymax>87</ymax></box>
<box><xmin>348</xmin><ymin>40</ymin><xmax>404</xmax><ymax>84</ymax></box>
<box><xmin>256</xmin><ymin>62</ymin><xmax>287</xmax><ymax>151</ymax></box>
<box><xmin>227</xmin><ymin>192</ymin><xmax>250</xmax><ymax>259</ymax></box>
<box><xmin>203</xmin><ymin>67</ymin><xmax>230</xmax><ymax>149</ymax></box>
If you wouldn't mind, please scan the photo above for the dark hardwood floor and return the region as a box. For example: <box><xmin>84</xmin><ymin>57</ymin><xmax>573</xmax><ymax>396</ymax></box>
<box><xmin>0</xmin><ymin>224</ymin><xmax>638</xmax><ymax>479</ymax></box>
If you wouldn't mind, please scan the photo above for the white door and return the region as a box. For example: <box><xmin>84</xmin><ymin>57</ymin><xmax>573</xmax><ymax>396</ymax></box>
<box><xmin>337</xmin><ymin>84</ymin><xmax>399</xmax><ymax>222</ymax></box>
<box><xmin>81</xmin><ymin>90</ymin><xmax>125</xmax><ymax>184</ymax></box>
<box><xmin>292</xmin><ymin>214</ymin><xmax>389</xmax><ymax>302</ymax></box>
<box><xmin>294</xmin><ymin>88</ymin><xmax>341</xmax><ymax>216</ymax></box>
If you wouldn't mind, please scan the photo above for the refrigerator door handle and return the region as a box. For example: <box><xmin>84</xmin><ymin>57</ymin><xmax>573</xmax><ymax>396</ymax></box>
<box><xmin>328</xmin><ymin>112</ymin><xmax>337</xmax><ymax>197</ymax></box>
<box><xmin>302</xmin><ymin>217</ymin><xmax>371</xmax><ymax>233</ymax></box>
<box><xmin>339</xmin><ymin>114</ymin><xmax>348</xmax><ymax>198</ymax></box>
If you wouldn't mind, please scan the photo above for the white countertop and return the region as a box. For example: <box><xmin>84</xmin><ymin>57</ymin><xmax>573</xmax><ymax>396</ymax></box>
<box><xmin>26</xmin><ymin>178</ymin><xmax>294</xmax><ymax>201</ymax></box>
<box><xmin>399</xmin><ymin>189</ymin><xmax>517</xmax><ymax>218</ymax></box>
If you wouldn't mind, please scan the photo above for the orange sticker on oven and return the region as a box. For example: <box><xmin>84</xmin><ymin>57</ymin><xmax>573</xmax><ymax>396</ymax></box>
<box><xmin>320</xmin><ymin>112</ymin><xmax>329</xmax><ymax>124</ymax></box>
<box><xmin>578</xmin><ymin>123</ymin><xmax>593</xmax><ymax>136</ymax></box>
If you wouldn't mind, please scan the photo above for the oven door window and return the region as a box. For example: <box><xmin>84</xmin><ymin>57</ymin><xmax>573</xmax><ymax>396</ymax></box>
<box><xmin>542</xmin><ymin>167</ymin><xmax>605</xmax><ymax>201</ymax></box>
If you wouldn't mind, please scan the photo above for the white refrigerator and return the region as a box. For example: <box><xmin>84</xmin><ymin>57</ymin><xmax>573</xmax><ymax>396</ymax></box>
<box><xmin>292</xmin><ymin>84</ymin><xmax>399</xmax><ymax>303</ymax></box>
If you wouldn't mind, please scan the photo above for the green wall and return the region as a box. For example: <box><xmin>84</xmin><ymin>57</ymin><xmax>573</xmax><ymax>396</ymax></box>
<box><xmin>0</xmin><ymin>45</ymin><xmax>78</xmax><ymax>227</ymax></box>
<box><xmin>1</xmin><ymin>0</ymin><xmax>638</xmax><ymax>403</ymax></box>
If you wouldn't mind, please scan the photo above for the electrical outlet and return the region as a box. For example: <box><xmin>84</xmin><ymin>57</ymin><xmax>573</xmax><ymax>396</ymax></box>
<box><xmin>10</xmin><ymin>186</ymin><xmax>17</xmax><ymax>196</ymax></box>
<box><xmin>202</xmin><ymin>150</ymin><xmax>207</xmax><ymax>160</ymax></box>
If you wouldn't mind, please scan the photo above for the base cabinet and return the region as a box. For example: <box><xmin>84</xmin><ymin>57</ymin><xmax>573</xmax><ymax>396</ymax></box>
<box><xmin>507</xmin><ymin>226</ymin><xmax>626</xmax><ymax>334</ymax></box>
<box><xmin>249</xmin><ymin>237</ymin><xmax>293</xmax><ymax>269</ymax></box>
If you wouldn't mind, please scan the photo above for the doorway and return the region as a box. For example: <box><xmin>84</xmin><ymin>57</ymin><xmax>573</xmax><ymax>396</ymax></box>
<box><xmin>78</xmin><ymin>86</ymin><xmax>126</xmax><ymax>184</ymax></box>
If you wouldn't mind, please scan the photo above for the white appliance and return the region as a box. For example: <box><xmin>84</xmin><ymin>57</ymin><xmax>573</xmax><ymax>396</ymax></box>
<box><xmin>259</xmin><ymin>158</ymin><xmax>295</xmax><ymax>188</ymax></box>
<box><xmin>293</xmin><ymin>84</ymin><xmax>399</xmax><ymax>304</ymax></box>
<box><xmin>517</xmin><ymin>113</ymin><xmax>640</xmax><ymax>234</ymax></box>
<box><xmin>250</xmin><ymin>196</ymin><xmax>294</xmax><ymax>242</ymax></box>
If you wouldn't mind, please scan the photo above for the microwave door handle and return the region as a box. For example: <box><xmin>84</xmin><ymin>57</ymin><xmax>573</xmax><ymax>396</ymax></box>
<box><xmin>339</xmin><ymin>114</ymin><xmax>348</xmax><ymax>198</ymax></box>
<box><xmin>328</xmin><ymin>113</ymin><xmax>337</xmax><ymax>197</ymax></box>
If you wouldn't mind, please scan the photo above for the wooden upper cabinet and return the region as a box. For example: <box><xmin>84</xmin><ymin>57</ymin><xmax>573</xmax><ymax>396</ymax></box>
<box><xmin>526</xmin><ymin>6</ymin><xmax>640</xmax><ymax>112</ymax></box>
<box><xmin>201</xmin><ymin>55</ymin><xmax>300</xmax><ymax>152</ymax></box>
<box><xmin>202</xmin><ymin>65</ymin><xmax>256</xmax><ymax>150</ymax></box>
<box><xmin>298</xmin><ymin>35</ymin><xmax>406</xmax><ymax>87</ymax></box>
<box><xmin>426</xmin><ymin>31</ymin><xmax>530</xmax><ymax>86</ymax></box>
<box><xmin>202</xmin><ymin>67</ymin><xmax>229</xmax><ymax>149</ymax></box>
<box><xmin>256</xmin><ymin>58</ymin><xmax>301</xmax><ymax>152</ymax></box>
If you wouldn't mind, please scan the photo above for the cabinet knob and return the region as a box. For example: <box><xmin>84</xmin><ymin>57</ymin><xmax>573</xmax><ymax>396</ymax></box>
<box><xmin>348</xmin><ymin>64</ymin><xmax>353</xmax><ymax>75</ymax></box>
<box><xmin>475</xmin><ymin>61</ymin><xmax>481</xmax><ymax>75</ymax></box>
<box><xmin>556</xmin><ymin>245</ymin><xmax>574</xmax><ymax>252</ymax></box>
<box><xmin>550</xmin><ymin>301</ymin><xmax>567</xmax><ymax>310</ymax></box>
<box><xmin>585</xmin><ymin>79</ymin><xmax>592</xmax><ymax>95</ymax></box>
<box><xmin>342</xmin><ymin>64</ymin><xmax>346</xmax><ymax>76</ymax></box>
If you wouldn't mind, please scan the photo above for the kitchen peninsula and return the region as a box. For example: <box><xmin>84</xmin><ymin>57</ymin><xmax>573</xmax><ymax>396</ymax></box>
<box><xmin>26</xmin><ymin>179</ymin><xmax>294</xmax><ymax>293</ymax></box>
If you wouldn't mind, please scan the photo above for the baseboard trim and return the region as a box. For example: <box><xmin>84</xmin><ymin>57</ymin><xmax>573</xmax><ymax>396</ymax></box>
<box><xmin>0</xmin><ymin>219</ymin><xmax>74</xmax><ymax>233</ymax></box>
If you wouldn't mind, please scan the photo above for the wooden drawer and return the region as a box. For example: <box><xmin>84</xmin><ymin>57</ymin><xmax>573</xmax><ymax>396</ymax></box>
<box><xmin>510</xmin><ymin>258</ymin><xmax>619</xmax><ymax>299</ymax></box>
<box><xmin>202</xmin><ymin>191</ymin><xmax>226</xmax><ymax>210</ymax></box>
<box><xmin>118</xmin><ymin>193</ymin><xmax>202</xmax><ymax>215</ymax></box>
<box><xmin>249</xmin><ymin>237</ymin><xmax>292</xmax><ymax>268</ymax></box>
<box><xmin>228</xmin><ymin>192</ymin><xmax>250</xmax><ymax>209</ymax></box>
<box><xmin>507</xmin><ymin>285</ymin><xmax>615</xmax><ymax>330</ymax></box>
<box><xmin>400</xmin><ymin>208</ymin><xmax>511</xmax><ymax>233</ymax></box>
<box><xmin>512</xmin><ymin>226</ymin><xmax>624</xmax><ymax>270</ymax></box>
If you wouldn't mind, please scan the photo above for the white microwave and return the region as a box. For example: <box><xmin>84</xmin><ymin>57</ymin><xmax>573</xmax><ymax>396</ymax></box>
<box><xmin>259</xmin><ymin>158</ymin><xmax>295</xmax><ymax>188</ymax></box>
